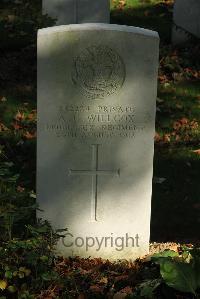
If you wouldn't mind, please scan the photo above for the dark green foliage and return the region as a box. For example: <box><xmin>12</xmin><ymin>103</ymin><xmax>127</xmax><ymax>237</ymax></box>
<box><xmin>0</xmin><ymin>222</ymin><xmax>61</xmax><ymax>298</ymax></box>
<box><xmin>0</xmin><ymin>147</ymin><xmax>62</xmax><ymax>298</ymax></box>
<box><xmin>0</xmin><ymin>151</ymin><xmax>36</xmax><ymax>241</ymax></box>
<box><xmin>152</xmin><ymin>248</ymin><xmax>200</xmax><ymax>296</ymax></box>
<box><xmin>0</xmin><ymin>0</ymin><xmax>55</xmax><ymax>50</ymax></box>
<box><xmin>126</xmin><ymin>248</ymin><xmax>200</xmax><ymax>299</ymax></box>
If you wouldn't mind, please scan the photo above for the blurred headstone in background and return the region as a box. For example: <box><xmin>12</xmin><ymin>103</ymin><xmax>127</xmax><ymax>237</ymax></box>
<box><xmin>43</xmin><ymin>0</ymin><xmax>110</xmax><ymax>26</ymax></box>
<box><xmin>172</xmin><ymin>0</ymin><xmax>200</xmax><ymax>45</ymax></box>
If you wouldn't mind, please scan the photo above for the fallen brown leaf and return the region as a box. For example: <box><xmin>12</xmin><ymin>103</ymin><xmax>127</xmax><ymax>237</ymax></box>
<box><xmin>15</xmin><ymin>111</ymin><xmax>25</xmax><ymax>121</ymax></box>
<box><xmin>17</xmin><ymin>186</ymin><xmax>25</xmax><ymax>193</ymax></box>
<box><xmin>23</xmin><ymin>131</ymin><xmax>36</xmax><ymax>139</ymax></box>
<box><xmin>0</xmin><ymin>123</ymin><xmax>9</xmax><ymax>131</ymax></box>
<box><xmin>12</xmin><ymin>122</ymin><xmax>21</xmax><ymax>130</ymax></box>
<box><xmin>192</xmin><ymin>149</ymin><xmax>200</xmax><ymax>155</ymax></box>
<box><xmin>99</xmin><ymin>276</ymin><xmax>108</xmax><ymax>284</ymax></box>
<box><xmin>154</xmin><ymin>132</ymin><xmax>162</xmax><ymax>142</ymax></box>
<box><xmin>89</xmin><ymin>284</ymin><xmax>103</xmax><ymax>293</ymax></box>
<box><xmin>0</xmin><ymin>96</ymin><xmax>7</xmax><ymax>102</ymax></box>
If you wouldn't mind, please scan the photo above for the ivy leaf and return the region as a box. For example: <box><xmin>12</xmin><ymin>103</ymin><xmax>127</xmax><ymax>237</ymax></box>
<box><xmin>5</xmin><ymin>271</ymin><xmax>13</xmax><ymax>279</ymax></box>
<box><xmin>41</xmin><ymin>271</ymin><xmax>59</xmax><ymax>281</ymax></box>
<box><xmin>40</xmin><ymin>255</ymin><xmax>49</xmax><ymax>263</ymax></box>
<box><xmin>151</xmin><ymin>250</ymin><xmax>179</xmax><ymax>261</ymax></box>
<box><xmin>158</xmin><ymin>258</ymin><xmax>197</xmax><ymax>295</ymax></box>
<box><xmin>7</xmin><ymin>285</ymin><xmax>17</xmax><ymax>293</ymax></box>
<box><xmin>139</xmin><ymin>279</ymin><xmax>162</xmax><ymax>298</ymax></box>
<box><xmin>190</xmin><ymin>249</ymin><xmax>200</xmax><ymax>288</ymax></box>
<box><xmin>194</xmin><ymin>257</ymin><xmax>200</xmax><ymax>289</ymax></box>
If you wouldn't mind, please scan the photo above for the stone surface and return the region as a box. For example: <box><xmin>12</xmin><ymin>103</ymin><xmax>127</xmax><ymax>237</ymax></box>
<box><xmin>43</xmin><ymin>0</ymin><xmax>110</xmax><ymax>25</ymax></box>
<box><xmin>37</xmin><ymin>23</ymin><xmax>159</xmax><ymax>260</ymax></box>
<box><xmin>172</xmin><ymin>0</ymin><xmax>200</xmax><ymax>44</ymax></box>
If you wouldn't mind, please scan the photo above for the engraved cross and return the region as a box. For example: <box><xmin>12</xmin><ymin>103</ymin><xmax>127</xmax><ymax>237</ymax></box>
<box><xmin>68</xmin><ymin>144</ymin><xmax>120</xmax><ymax>222</ymax></box>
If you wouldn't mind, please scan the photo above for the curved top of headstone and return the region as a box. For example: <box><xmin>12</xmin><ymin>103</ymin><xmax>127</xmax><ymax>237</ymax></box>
<box><xmin>38</xmin><ymin>23</ymin><xmax>159</xmax><ymax>39</ymax></box>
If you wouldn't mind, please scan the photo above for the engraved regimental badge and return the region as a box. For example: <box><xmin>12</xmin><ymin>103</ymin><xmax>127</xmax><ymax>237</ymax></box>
<box><xmin>72</xmin><ymin>45</ymin><xmax>126</xmax><ymax>100</ymax></box>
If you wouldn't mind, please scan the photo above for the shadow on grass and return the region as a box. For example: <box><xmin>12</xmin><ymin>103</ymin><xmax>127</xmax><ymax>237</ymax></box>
<box><xmin>152</xmin><ymin>80</ymin><xmax>200</xmax><ymax>243</ymax></box>
<box><xmin>111</xmin><ymin>2</ymin><xmax>173</xmax><ymax>43</ymax></box>
<box><xmin>156</xmin><ymin>81</ymin><xmax>200</xmax><ymax>133</ymax></box>
<box><xmin>151</xmin><ymin>147</ymin><xmax>200</xmax><ymax>244</ymax></box>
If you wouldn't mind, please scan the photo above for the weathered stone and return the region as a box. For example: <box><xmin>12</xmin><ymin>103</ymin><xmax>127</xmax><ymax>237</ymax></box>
<box><xmin>37</xmin><ymin>24</ymin><xmax>159</xmax><ymax>260</ymax></box>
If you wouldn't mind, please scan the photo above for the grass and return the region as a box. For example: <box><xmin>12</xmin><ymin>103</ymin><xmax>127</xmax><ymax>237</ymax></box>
<box><xmin>156</xmin><ymin>81</ymin><xmax>200</xmax><ymax>136</ymax></box>
<box><xmin>111</xmin><ymin>0</ymin><xmax>173</xmax><ymax>42</ymax></box>
<box><xmin>0</xmin><ymin>0</ymin><xmax>200</xmax><ymax>246</ymax></box>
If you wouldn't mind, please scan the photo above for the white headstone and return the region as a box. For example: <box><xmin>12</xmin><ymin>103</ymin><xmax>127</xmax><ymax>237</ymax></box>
<box><xmin>37</xmin><ymin>24</ymin><xmax>159</xmax><ymax>260</ymax></box>
<box><xmin>172</xmin><ymin>0</ymin><xmax>200</xmax><ymax>44</ymax></box>
<box><xmin>43</xmin><ymin>0</ymin><xmax>110</xmax><ymax>25</ymax></box>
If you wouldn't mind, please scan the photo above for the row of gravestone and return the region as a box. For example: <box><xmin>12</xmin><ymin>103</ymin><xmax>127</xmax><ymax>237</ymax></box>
<box><xmin>43</xmin><ymin>0</ymin><xmax>200</xmax><ymax>45</ymax></box>
<box><xmin>37</xmin><ymin>0</ymin><xmax>198</xmax><ymax>261</ymax></box>
<box><xmin>43</xmin><ymin>0</ymin><xmax>110</xmax><ymax>24</ymax></box>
